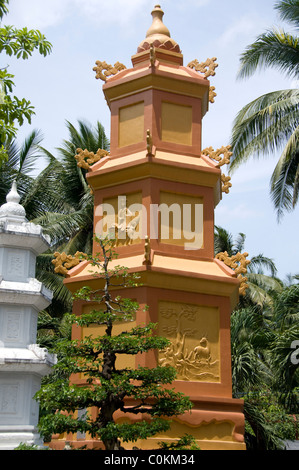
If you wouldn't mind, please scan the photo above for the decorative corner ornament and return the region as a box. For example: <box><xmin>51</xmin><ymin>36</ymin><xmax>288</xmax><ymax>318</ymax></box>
<box><xmin>75</xmin><ymin>148</ymin><xmax>110</xmax><ymax>170</ymax></box>
<box><xmin>93</xmin><ymin>60</ymin><xmax>127</xmax><ymax>82</ymax></box>
<box><xmin>52</xmin><ymin>251</ymin><xmax>86</xmax><ymax>276</ymax></box>
<box><xmin>187</xmin><ymin>57</ymin><xmax>218</xmax><ymax>78</ymax></box>
<box><xmin>221</xmin><ymin>174</ymin><xmax>232</xmax><ymax>194</ymax></box>
<box><xmin>216</xmin><ymin>251</ymin><xmax>251</xmax><ymax>296</ymax></box>
<box><xmin>143</xmin><ymin>235</ymin><xmax>151</xmax><ymax>265</ymax></box>
<box><xmin>202</xmin><ymin>145</ymin><xmax>233</xmax><ymax>168</ymax></box>
<box><xmin>149</xmin><ymin>45</ymin><xmax>156</xmax><ymax>67</ymax></box>
<box><xmin>146</xmin><ymin>129</ymin><xmax>153</xmax><ymax>156</ymax></box>
<box><xmin>209</xmin><ymin>86</ymin><xmax>217</xmax><ymax>103</ymax></box>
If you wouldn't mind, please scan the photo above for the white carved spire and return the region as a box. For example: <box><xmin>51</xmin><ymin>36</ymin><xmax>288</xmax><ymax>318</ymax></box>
<box><xmin>0</xmin><ymin>180</ymin><xmax>26</xmax><ymax>223</ymax></box>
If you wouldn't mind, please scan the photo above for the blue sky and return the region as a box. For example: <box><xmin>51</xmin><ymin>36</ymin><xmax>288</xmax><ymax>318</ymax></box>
<box><xmin>4</xmin><ymin>0</ymin><xmax>299</xmax><ymax>280</ymax></box>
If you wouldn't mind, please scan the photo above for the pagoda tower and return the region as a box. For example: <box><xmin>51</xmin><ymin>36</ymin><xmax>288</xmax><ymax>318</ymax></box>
<box><xmin>0</xmin><ymin>182</ymin><xmax>56</xmax><ymax>450</ymax></box>
<box><xmin>53</xmin><ymin>5</ymin><xmax>247</xmax><ymax>450</ymax></box>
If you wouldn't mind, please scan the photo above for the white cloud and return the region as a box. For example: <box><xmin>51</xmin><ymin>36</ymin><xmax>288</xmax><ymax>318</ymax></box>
<box><xmin>5</xmin><ymin>0</ymin><xmax>153</xmax><ymax>30</ymax></box>
<box><xmin>5</xmin><ymin>0</ymin><xmax>214</xmax><ymax>32</ymax></box>
<box><xmin>5</xmin><ymin>0</ymin><xmax>72</xmax><ymax>29</ymax></box>
<box><xmin>218</xmin><ymin>15</ymin><xmax>260</xmax><ymax>48</ymax></box>
<box><xmin>75</xmin><ymin>0</ymin><xmax>149</xmax><ymax>26</ymax></box>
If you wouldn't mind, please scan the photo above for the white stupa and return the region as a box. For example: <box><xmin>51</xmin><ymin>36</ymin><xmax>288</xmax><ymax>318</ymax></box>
<box><xmin>0</xmin><ymin>181</ymin><xmax>56</xmax><ymax>450</ymax></box>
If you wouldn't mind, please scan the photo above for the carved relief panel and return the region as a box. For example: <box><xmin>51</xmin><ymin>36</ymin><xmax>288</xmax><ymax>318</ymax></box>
<box><xmin>0</xmin><ymin>383</ymin><xmax>19</xmax><ymax>414</ymax></box>
<box><xmin>0</xmin><ymin>248</ymin><xmax>35</xmax><ymax>282</ymax></box>
<box><xmin>0</xmin><ymin>376</ymin><xmax>24</xmax><ymax>425</ymax></box>
<box><xmin>0</xmin><ymin>375</ymin><xmax>39</xmax><ymax>426</ymax></box>
<box><xmin>0</xmin><ymin>306</ymin><xmax>24</xmax><ymax>347</ymax></box>
<box><xmin>0</xmin><ymin>306</ymin><xmax>36</xmax><ymax>347</ymax></box>
<box><xmin>158</xmin><ymin>301</ymin><xmax>220</xmax><ymax>382</ymax></box>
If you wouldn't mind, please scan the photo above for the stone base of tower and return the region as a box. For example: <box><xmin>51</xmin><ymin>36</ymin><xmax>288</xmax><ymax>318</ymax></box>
<box><xmin>48</xmin><ymin>397</ymin><xmax>246</xmax><ymax>451</ymax></box>
<box><xmin>0</xmin><ymin>426</ymin><xmax>45</xmax><ymax>450</ymax></box>
<box><xmin>117</xmin><ymin>396</ymin><xmax>246</xmax><ymax>451</ymax></box>
<box><xmin>57</xmin><ymin>257</ymin><xmax>247</xmax><ymax>451</ymax></box>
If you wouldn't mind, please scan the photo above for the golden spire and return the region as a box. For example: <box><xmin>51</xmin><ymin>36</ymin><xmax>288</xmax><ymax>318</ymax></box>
<box><xmin>146</xmin><ymin>5</ymin><xmax>171</xmax><ymax>40</ymax></box>
<box><xmin>137</xmin><ymin>4</ymin><xmax>180</xmax><ymax>53</ymax></box>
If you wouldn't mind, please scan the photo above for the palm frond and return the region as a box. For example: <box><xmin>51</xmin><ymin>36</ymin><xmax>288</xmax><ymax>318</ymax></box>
<box><xmin>36</xmin><ymin>254</ymin><xmax>73</xmax><ymax>307</ymax></box>
<box><xmin>275</xmin><ymin>0</ymin><xmax>299</xmax><ymax>29</ymax></box>
<box><xmin>237</xmin><ymin>29</ymin><xmax>299</xmax><ymax>80</ymax></box>
<box><xmin>245</xmin><ymin>273</ymin><xmax>283</xmax><ymax>307</ymax></box>
<box><xmin>22</xmin><ymin>161</ymin><xmax>67</xmax><ymax>219</ymax></box>
<box><xmin>271</xmin><ymin>283</ymin><xmax>299</xmax><ymax>327</ymax></box>
<box><xmin>230</xmin><ymin>89</ymin><xmax>299</xmax><ymax>172</ymax></box>
<box><xmin>3</xmin><ymin>138</ymin><xmax>19</xmax><ymax>170</ymax></box>
<box><xmin>33</xmin><ymin>210</ymin><xmax>88</xmax><ymax>243</ymax></box>
<box><xmin>214</xmin><ymin>225</ymin><xmax>234</xmax><ymax>255</ymax></box>
<box><xmin>270</xmin><ymin>324</ymin><xmax>299</xmax><ymax>410</ymax></box>
<box><xmin>248</xmin><ymin>254</ymin><xmax>278</xmax><ymax>276</ymax></box>
<box><xmin>244</xmin><ymin>400</ymin><xmax>285</xmax><ymax>450</ymax></box>
<box><xmin>231</xmin><ymin>307</ymin><xmax>271</xmax><ymax>391</ymax></box>
<box><xmin>17</xmin><ymin>129</ymin><xmax>44</xmax><ymax>177</ymax></box>
<box><xmin>233</xmin><ymin>232</ymin><xmax>246</xmax><ymax>254</ymax></box>
<box><xmin>59</xmin><ymin>227</ymin><xmax>93</xmax><ymax>255</ymax></box>
<box><xmin>270</xmin><ymin>126</ymin><xmax>299</xmax><ymax>219</ymax></box>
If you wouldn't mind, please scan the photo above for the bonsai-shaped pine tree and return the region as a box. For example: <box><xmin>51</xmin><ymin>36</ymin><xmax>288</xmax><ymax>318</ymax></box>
<box><xmin>36</xmin><ymin>237</ymin><xmax>193</xmax><ymax>450</ymax></box>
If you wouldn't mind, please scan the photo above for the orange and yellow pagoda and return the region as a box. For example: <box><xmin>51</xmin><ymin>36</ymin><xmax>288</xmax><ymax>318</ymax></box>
<box><xmin>51</xmin><ymin>5</ymin><xmax>247</xmax><ymax>450</ymax></box>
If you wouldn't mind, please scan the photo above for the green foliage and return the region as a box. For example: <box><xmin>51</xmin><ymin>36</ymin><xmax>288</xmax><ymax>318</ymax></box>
<box><xmin>35</xmin><ymin>120</ymin><xmax>109</xmax><ymax>254</ymax></box>
<box><xmin>275</xmin><ymin>0</ymin><xmax>299</xmax><ymax>30</ymax></box>
<box><xmin>0</xmin><ymin>25</ymin><xmax>52</xmax><ymax>59</ymax></box>
<box><xmin>231</xmin><ymin>281</ymin><xmax>299</xmax><ymax>449</ymax></box>
<box><xmin>14</xmin><ymin>443</ymin><xmax>42</xmax><ymax>450</ymax></box>
<box><xmin>36</xmin><ymin>238</ymin><xmax>192</xmax><ymax>450</ymax></box>
<box><xmin>230</xmin><ymin>0</ymin><xmax>299</xmax><ymax>219</ymax></box>
<box><xmin>214</xmin><ymin>226</ymin><xmax>282</xmax><ymax>308</ymax></box>
<box><xmin>0</xmin><ymin>1</ymin><xmax>9</xmax><ymax>19</ymax></box>
<box><xmin>224</xmin><ymin>227</ymin><xmax>299</xmax><ymax>449</ymax></box>
<box><xmin>243</xmin><ymin>391</ymin><xmax>298</xmax><ymax>449</ymax></box>
<box><xmin>0</xmin><ymin>119</ymin><xmax>111</xmax><ymax>349</ymax></box>
<box><xmin>237</xmin><ymin>29</ymin><xmax>299</xmax><ymax>80</ymax></box>
<box><xmin>0</xmin><ymin>0</ymin><xmax>52</xmax><ymax>159</ymax></box>
<box><xmin>159</xmin><ymin>434</ymin><xmax>201</xmax><ymax>450</ymax></box>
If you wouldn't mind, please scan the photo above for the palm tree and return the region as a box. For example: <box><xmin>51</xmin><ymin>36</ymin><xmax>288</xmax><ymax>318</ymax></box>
<box><xmin>34</xmin><ymin>119</ymin><xmax>109</xmax><ymax>254</ymax></box>
<box><xmin>0</xmin><ymin>130</ymin><xmax>55</xmax><ymax>212</ymax></box>
<box><xmin>267</xmin><ymin>282</ymin><xmax>299</xmax><ymax>412</ymax></box>
<box><xmin>28</xmin><ymin>120</ymin><xmax>110</xmax><ymax>322</ymax></box>
<box><xmin>1</xmin><ymin>120</ymin><xmax>110</xmax><ymax>325</ymax></box>
<box><xmin>230</xmin><ymin>306</ymin><xmax>271</xmax><ymax>394</ymax></box>
<box><xmin>0</xmin><ymin>129</ymin><xmax>74</xmax><ymax>338</ymax></box>
<box><xmin>229</xmin><ymin>0</ymin><xmax>299</xmax><ymax>220</ymax></box>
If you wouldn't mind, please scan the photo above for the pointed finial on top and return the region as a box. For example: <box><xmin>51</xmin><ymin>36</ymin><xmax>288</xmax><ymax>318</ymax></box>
<box><xmin>137</xmin><ymin>4</ymin><xmax>181</xmax><ymax>55</ymax></box>
<box><xmin>6</xmin><ymin>180</ymin><xmax>21</xmax><ymax>204</ymax></box>
<box><xmin>146</xmin><ymin>5</ymin><xmax>170</xmax><ymax>39</ymax></box>
<box><xmin>0</xmin><ymin>179</ymin><xmax>26</xmax><ymax>222</ymax></box>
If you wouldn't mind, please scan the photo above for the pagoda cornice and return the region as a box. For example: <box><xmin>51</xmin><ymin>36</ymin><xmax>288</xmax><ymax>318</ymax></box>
<box><xmin>63</xmin><ymin>254</ymin><xmax>240</xmax><ymax>310</ymax></box>
<box><xmin>86</xmin><ymin>151</ymin><xmax>222</xmax><ymax>207</ymax></box>
<box><xmin>102</xmin><ymin>60</ymin><xmax>210</xmax><ymax>116</ymax></box>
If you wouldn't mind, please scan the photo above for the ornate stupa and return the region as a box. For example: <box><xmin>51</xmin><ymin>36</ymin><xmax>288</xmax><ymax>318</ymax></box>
<box><xmin>50</xmin><ymin>5</ymin><xmax>247</xmax><ymax>450</ymax></box>
<box><xmin>0</xmin><ymin>182</ymin><xmax>56</xmax><ymax>450</ymax></box>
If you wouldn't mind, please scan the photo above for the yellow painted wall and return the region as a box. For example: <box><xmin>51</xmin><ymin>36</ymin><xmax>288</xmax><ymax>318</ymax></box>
<box><xmin>119</xmin><ymin>102</ymin><xmax>144</xmax><ymax>147</ymax></box>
